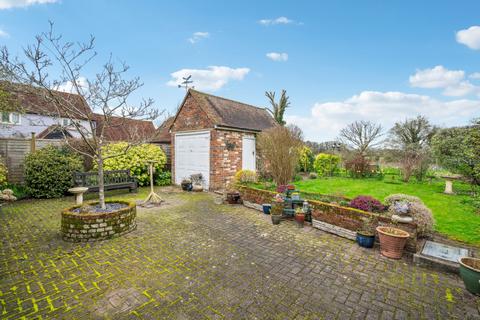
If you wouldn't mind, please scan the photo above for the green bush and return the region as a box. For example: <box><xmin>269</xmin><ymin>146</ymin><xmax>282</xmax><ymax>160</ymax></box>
<box><xmin>313</xmin><ymin>153</ymin><xmax>341</xmax><ymax>177</ymax></box>
<box><xmin>99</xmin><ymin>142</ymin><xmax>167</xmax><ymax>186</ymax></box>
<box><xmin>234</xmin><ymin>170</ymin><xmax>258</xmax><ymax>185</ymax></box>
<box><xmin>24</xmin><ymin>145</ymin><xmax>83</xmax><ymax>198</ymax></box>
<box><xmin>298</xmin><ymin>146</ymin><xmax>314</xmax><ymax>172</ymax></box>
<box><xmin>0</xmin><ymin>155</ymin><xmax>7</xmax><ymax>187</ymax></box>
<box><xmin>155</xmin><ymin>171</ymin><xmax>172</xmax><ymax>186</ymax></box>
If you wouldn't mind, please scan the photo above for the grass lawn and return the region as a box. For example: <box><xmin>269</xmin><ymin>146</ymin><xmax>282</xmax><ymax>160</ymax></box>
<box><xmin>253</xmin><ymin>177</ymin><xmax>480</xmax><ymax>246</ymax></box>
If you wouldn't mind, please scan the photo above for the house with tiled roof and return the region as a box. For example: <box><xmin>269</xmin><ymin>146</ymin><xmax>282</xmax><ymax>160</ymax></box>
<box><xmin>0</xmin><ymin>81</ymin><xmax>93</xmax><ymax>139</ymax></box>
<box><xmin>93</xmin><ymin>114</ymin><xmax>156</xmax><ymax>142</ymax></box>
<box><xmin>170</xmin><ymin>89</ymin><xmax>277</xmax><ymax>190</ymax></box>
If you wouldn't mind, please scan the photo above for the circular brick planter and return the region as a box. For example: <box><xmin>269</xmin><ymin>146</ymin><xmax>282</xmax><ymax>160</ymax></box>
<box><xmin>61</xmin><ymin>200</ymin><xmax>136</xmax><ymax>242</ymax></box>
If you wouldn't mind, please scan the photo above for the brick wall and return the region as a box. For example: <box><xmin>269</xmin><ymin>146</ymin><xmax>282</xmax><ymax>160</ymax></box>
<box><xmin>238</xmin><ymin>186</ymin><xmax>419</xmax><ymax>253</ymax></box>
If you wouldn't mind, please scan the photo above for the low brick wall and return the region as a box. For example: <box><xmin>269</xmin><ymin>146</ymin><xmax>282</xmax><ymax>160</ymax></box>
<box><xmin>238</xmin><ymin>186</ymin><xmax>419</xmax><ymax>253</ymax></box>
<box><xmin>61</xmin><ymin>201</ymin><xmax>136</xmax><ymax>242</ymax></box>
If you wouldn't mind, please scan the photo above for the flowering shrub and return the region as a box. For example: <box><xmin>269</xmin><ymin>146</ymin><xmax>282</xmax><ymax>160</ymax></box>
<box><xmin>234</xmin><ymin>170</ymin><xmax>258</xmax><ymax>184</ymax></box>
<box><xmin>313</xmin><ymin>153</ymin><xmax>341</xmax><ymax>176</ymax></box>
<box><xmin>99</xmin><ymin>142</ymin><xmax>166</xmax><ymax>186</ymax></box>
<box><xmin>384</xmin><ymin>193</ymin><xmax>434</xmax><ymax>237</ymax></box>
<box><xmin>349</xmin><ymin>195</ymin><xmax>385</xmax><ymax>213</ymax></box>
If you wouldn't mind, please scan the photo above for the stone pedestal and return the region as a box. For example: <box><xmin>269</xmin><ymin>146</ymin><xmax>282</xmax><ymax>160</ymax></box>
<box><xmin>444</xmin><ymin>179</ymin><xmax>454</xmax><ymax>194</ymax></box>
<box><xmin>68</xmin><ymin>187</ymin><xmax>89</xmax><ymax>205</ymax></box>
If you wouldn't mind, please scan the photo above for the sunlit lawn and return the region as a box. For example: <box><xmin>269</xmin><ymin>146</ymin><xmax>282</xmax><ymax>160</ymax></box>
<box><xmin>252</xmin><ymin>177</ymin><xmax>480</xmax><ymax>246</ymax></box>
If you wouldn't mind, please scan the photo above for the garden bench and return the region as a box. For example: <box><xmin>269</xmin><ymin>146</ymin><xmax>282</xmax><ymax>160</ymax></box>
<box><xmin>73</xmin><ymin>170</ymin><xmax>138</xmax><ymax>193</ymax></box>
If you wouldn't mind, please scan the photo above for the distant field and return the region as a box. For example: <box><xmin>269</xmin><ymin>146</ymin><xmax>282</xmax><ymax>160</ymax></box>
<box><xmin>251</xmin><ymin>177</ymin><xmax>480</xmax><ymax>246</ymax></box>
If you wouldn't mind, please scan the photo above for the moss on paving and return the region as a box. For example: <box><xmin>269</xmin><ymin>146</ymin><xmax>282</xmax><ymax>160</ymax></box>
<box><xmin>0</xmin><ymin>187</ymin><xmax>478</xmax><ymax>319</ymax></box>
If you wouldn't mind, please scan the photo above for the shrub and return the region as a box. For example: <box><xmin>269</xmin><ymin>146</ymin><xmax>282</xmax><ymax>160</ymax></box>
<box><xmin>309</xmin><ymin>172</ymin><xmax>318</xmax><ymax>179</ymax></box>
<box><xmin>24</xmin><ymin>145</ymin><xmax>83</xmax><ymax>198</ymax></box>
<box><xmin>313</xmin><ymin>153</ymin><xmax>341</xmax><ymax>177</ymax></box>
<box><xmin>155</xmin><ymin>171</ymin><xmax>172</xmax><ymax>186</ymax></box>
<box><xmin>344</xmin><ymin>154</ymin><xmax>372</xmax><ymax>178</ymax></box>
<box><xmin>298</xmin><ymin>146</ymin><xmax>314</xmax><ymax>172</ymax></box>
<box><xmin>99</xmin><ymin>142</ymin><xmax>166</xmax><ymax>186</ymax></box>
<box><xmin>257</xmin><ymin>126</ymin><xmax>303</xmax><ymax>186</ymax></box>
<box><xmin>234</xmin><ymin>170</ymin><xmax>258</xmax><ymax>185</ymax></box>
<box><xmin>384</xmin><ymin>193</ymin><xmax>434</xmax><ymax>237</ymax></box>
<box><xmin>293</xmin><ymin>174</ymin><xmax>302</xmax><ymax>182</ymax></box>
<box><xmin>349</xmin><ymin>195</ymin><xmax>385</xmax><ymax>213</ymax></box>
<box><xmin>0</xmin><ymin>155</ymin><xmax>7</xmax><ymax>187</ymax></box>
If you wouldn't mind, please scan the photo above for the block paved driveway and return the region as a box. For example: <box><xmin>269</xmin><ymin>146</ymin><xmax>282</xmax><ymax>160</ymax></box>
<box><xmin>0</xmin><ymin>188</ymin><xmax>479</xmax><ymax>319</ymax></box>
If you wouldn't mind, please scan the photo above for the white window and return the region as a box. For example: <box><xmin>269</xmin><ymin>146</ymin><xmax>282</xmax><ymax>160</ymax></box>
<box><xmin>1</xmin><ymin>112</ymin><xmax>20</xmax><ymax>124</ymax></box>
<box><xmin>62</xmin><ymin>118</ymin><xmax>72</xmax><ymax>126</ymax></box>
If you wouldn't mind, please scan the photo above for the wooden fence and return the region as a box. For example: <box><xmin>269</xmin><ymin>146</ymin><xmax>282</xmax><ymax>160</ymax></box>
<box><xmin>0</xmin><ymin>137</ymin><xmax>62</xmax><ymax>183</ymax></box>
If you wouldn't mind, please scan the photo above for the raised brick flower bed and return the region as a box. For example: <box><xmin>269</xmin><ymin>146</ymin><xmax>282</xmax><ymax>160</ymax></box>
<box><xmin>61</xmin><ymin>200</ymin><xmax>136</xmax><ymax>242</ymax></box>
<box><xmin>238</xmin><ymin>185</ymin><xmax>419</xmax><ymax>253</ymax></box>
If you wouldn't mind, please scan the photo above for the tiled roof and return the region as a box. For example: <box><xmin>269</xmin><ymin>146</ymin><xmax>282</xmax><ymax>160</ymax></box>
<box><xmin>93</xmin><ymin>114</ymin><xmax>156</xmax><ymax>142</ymax></box>
<box><xmin>181</xmin><ymin>89</ymin><xmax>277</xmax><ymax>132</ymax></box>
<box><xmin>0</xmin><ymin>81</ymin><xmax>92</xmax><ymax>120</ymax></box>
<box><xmin>151</xmin><ymin>116</ymin><xmax>174</xmax><ymax>143</ymax></box>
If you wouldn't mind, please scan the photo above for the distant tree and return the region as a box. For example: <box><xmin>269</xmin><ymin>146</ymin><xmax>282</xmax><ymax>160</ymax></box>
<box><xmin>287</xmin><ymin>123</ymin><xmax>303</xmax><ymax>141</ymax></box>
<box><xmin>432</xmin><ymin>120</ymin><xmax>480</xmax><ymax>187</ymax></box>
<box><xmin>305</xmin><ymin>140</ymin><xmax>345</xmax><ymax>154</ymax></box>
<box><xmin>0</xmin><ymin>22</ymin><xmax>161</xmax><ymax>209</ymax></box>
<box><xmin>257</xmin><ymin>126</ymin><xmax>302</xmax><ymax>185</ymax></box>
<box><xmin>388</xmin><ymin>116</ymin><xmax>437</xmax><ymax>182</ymax></box>
<box><xmin>339</xmin><ymin>120</ymin><xmax>383</xmax><ymax>154</ymax></box>
<box><xmin>298</xmin><ymin>146</ymin><xmax>314</xmax><ymax>172</ymax></box>
<box><xmin>265</xmin><ymin>89</ymin><xmax>290</xmax><ymax>125</ymax></box>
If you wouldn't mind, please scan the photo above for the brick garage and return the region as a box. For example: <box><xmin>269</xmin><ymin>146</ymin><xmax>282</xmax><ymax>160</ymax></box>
<box><xmin>169</xmin><ymin>89</ymin><xmax>277</xmax><ymax>190</ymax></box>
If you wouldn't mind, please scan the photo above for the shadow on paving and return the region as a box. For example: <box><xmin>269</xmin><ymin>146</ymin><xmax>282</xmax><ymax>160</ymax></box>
<box><xmin>0</xmin><ymin>188</ymin><xmax>479</xmax><ymax>319</ymax></box>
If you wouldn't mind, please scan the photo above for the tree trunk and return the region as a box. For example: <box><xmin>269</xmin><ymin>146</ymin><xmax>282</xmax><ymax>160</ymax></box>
<box><xmin>97</xmin><ymin>151</ymin><xmax>106</xmax><ymax>210</ymax></box>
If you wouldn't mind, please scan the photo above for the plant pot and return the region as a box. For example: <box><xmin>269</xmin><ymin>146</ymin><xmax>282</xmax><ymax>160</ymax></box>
<box><xmin>295</xmin><ymin>213</ymin><xmax>305</xmax><ymax>227</ymax></box>
<box><xmin>459</xmin><ymin>257</ymin><xmax>480</xmax><ymax>295</ymax></box>
<box><xmin>271</xmin><ymin>214</ymin><xmax>281</xmax><ymax>225</ymax></box>
<box><xmin>356</xmin><ymin>232</ymin><xmax>375</xmax><ymax>248</ymax></box>
<box><xmin>376</xmin><ymin>226</ymin><xmax>410</xmax><ymax>259</ymax></box>
<box><xmin>262</xmin><ymin>204</ymin><xmax>271</xmax><ymax>215</ymax></box>
<box><xmin>192</xmin><ymin>184</ymin><xmax>203</xmax><ymax>192</ymax></box>
<box><xmin>226</xmin><ymin>192</ymin><xmax>240</xmax><ymax>204</ymax></box>
<box><xmin>181</xmin><ymin>182</ymin><xmax>192</xmax><ymax>191</ymax></box>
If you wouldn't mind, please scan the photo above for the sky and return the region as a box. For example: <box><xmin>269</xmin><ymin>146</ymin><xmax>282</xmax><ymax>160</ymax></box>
<box><xmin>0</xmin><ymin>0</ymin><xmax>479</xmax><ymax>141</ymax></box>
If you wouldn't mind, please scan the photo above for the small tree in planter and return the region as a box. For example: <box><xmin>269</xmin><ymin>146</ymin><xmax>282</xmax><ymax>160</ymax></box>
<box><xmin>0</xmin><ymin>22</ymin><xmax>161</xmax><ymax>210</ymax></box>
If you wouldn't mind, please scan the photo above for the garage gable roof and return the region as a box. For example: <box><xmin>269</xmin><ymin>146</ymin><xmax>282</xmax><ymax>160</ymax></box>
<box><xmin>173</xmin><ymin>89</ymin><xmax>277</xmax><ymax>132</ymax></box>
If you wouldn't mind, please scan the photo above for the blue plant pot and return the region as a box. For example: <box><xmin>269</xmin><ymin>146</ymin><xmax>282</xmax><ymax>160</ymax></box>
<box><xmin>356</xmin><ymin>232</ymin><xmax>375</xmax><ymax>248</ymax></box>
<box><xmin>262</xmin><ymin>204</ymin><xmax>271</xmax><ymax>215</ymax></box>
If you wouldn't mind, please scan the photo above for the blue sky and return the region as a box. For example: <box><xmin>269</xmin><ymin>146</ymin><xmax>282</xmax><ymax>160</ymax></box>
<box><xmin>0</xmin><ymin>0</ymin><xmax>479</xmax><ymax>140</ymax></box>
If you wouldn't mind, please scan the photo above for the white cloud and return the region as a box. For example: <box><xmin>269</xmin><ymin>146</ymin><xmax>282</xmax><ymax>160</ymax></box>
<box><xmin>258</xmin><ymin>16</ymin><xmax>294</xmax><ymax>26</ymax></box>
<box><xmin>469</xmin><ymin>72</ymin><xmax>480</xmax><ymax>79</ymax></box>
<box><xmin>0</xmin><ymin>29</ymin><xmax>9</xmax><ymax>38</ymax></box>
<box><xmin>456</xmin><ymin>26</ymin><xmax>480</xmax><ymax>50</ymax></box>
<box><xmin>188</xmin><ymin>31</ymin><xmax>209</xmax><ymax>44</ymax></box>
<box><xmin>286</xmin><ymin>91</ymin><xmax>480</xmax><ymax>141</ymax></box>
<box><xmin>167</xmin><ymin>66</ymin><xmax>250</xmax><ymax>91</ymax></box>
<box><xmin>0</xmin><ymin>0</ymin><xmax>58</xmax><ymax>9</ymax></box>
<box><xmin>266</xmin><ymin>52</ymin><xmax>288</xmax><ymax>62</ymax></box>
<box><xmin>409</xmin><ymin>65</ymin><xmax>480</xmax><ymax>97</ymax></box>
<box><xmin>56</xmin><ymin>77</ymin><xmax>88</xmax><ymax>93</ymax></box>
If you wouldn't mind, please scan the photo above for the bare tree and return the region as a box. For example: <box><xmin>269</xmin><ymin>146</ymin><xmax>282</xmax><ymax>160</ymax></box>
<box><xmin>257</xmin><ymin>126</ymin><xmax>302</xmax><ymax>186</ymax></box>
<box><xmin>339</xmin><ymin>120</ymin><xmax>383</xmax><ymax>154</ymax></box>
<box><xmin>0</xmin><ymin>22</ymin><xmax>161</xmax><ymax>209</ymax></box>
<box><xmin>265</xmin><ymin>89</ymin><xmax>290</xmax><ymax>126</ymax></box>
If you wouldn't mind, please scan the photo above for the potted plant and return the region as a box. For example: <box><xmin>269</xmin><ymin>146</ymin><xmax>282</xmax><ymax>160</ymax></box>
<box><xmin>271</xmin><ymin>194</ymin><xmax>284</xmax><ymax>225</ymax></box>
<box><xmin>376</xmin><ymin>226</ymin><xmax>410</xmax><ymax>259</ymax></box>
<box><xmin>294</xmin><ymin>207</ymin><xmax>305</xmax><ymax>227</ymax></box>
<box><xmin>226</xmin><ymin>188</ymin><xmax>241</xmax><ymax>204</ymax></box>
<box><xmin>356</xmin><ymin>217</ymin><xmax>375</xmax><ymax>248</ymax></box>
<box><xmin>459</xmin><ymin>257</ymin><xmax>480</xmax><ymax>295</ymax></box>
<box><xmin>190</xmin><ymin>174</ymin><xmax>204</xmax><ymax>192</ymax></box>
<box><xmin>181</xmin><ymin>178</ymin><xmax>192</xmax><ymax>191</ymax></box>
<box><xmin>262</xmin><ymin>203</ymin><xmax>271</xmax><ymax>215</ymax></box>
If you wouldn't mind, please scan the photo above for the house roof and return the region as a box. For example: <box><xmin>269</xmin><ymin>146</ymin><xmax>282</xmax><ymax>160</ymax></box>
<box><xmin>174</xmin><ymin>89</ymin><xmax>277</xmax><ymax>132</ymax></box>
<box><xmin>151</xmin><ymin>116</ymin><xmax>174</xmax><ymax>143</ymax></box>
<box><xmin>93</xmin><ymin>113</ymin><xmax>156</xmax><ymax>142</ymax></box>
<box><xmin>0</xmin><ymin>81</ymin><xmax>92</xmax><ymax>120</ymax></box>
<box><xmin>37</xmin><ymin>125</ymin><xmax>74</xmax><ymax>139</ymax></box>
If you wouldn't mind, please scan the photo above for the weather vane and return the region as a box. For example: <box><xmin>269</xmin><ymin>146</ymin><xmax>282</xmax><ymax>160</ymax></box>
<box><xmin>178</xmin><ymin>75</ymin><xmax>194</xmax><ymax>91</ymax></box>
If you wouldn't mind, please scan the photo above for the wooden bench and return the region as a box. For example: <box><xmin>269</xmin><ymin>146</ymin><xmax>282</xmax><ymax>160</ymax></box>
<box><xmin>73</xmin><ymin>170</ymin><xmax>138</xmax><ymax>193</ymax></box>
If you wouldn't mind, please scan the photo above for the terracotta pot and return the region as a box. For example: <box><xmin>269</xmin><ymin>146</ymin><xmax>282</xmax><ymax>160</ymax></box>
<box><xmin>295</xmin><ymin>213</ymin><xmax>305</xmax><ymax>227</ymax></box>
<box><xmin>376</xmin><ymin>226</ymin><xmax>410</xmax><ymax>259</ymax></box>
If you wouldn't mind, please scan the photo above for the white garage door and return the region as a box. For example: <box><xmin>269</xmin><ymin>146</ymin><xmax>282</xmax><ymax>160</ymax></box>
<box><xmin>174</xmin><ymin>131</ymin><xmax>210</xmax><ymax>189</ymax></box>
